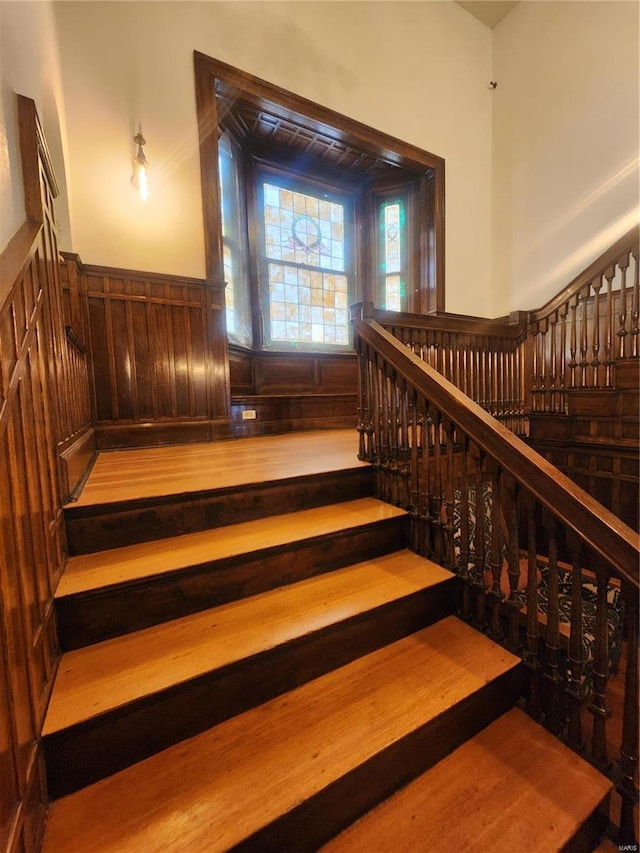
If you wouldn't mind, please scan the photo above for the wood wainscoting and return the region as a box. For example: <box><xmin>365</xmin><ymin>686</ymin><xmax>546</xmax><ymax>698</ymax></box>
<box><xmin>0</xmin><ymin>96</ymin><xmax>91</xmax><ymax>853</ymax></box>
<box><xmin>62</xmin><ymin>255</ymin><xmax>232</xmax><ymax>449</ymax></box>
<box><xmin>229</xmin><ymin>348</ymin><xmax>357</xmax><ymax>436</ymax></box>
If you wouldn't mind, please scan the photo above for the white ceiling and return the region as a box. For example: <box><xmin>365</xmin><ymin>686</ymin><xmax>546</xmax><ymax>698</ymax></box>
<box><xmin>455</xmin><ymin>1</ymin><xmax>519</xmax><ymax>28</ymax></box>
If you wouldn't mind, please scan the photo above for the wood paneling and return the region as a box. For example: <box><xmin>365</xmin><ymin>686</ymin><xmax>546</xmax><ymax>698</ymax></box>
<box><xmin>63</xmin><ymin>257</ymin><xmax>232</xmax><ymax>448</ymax></box>
<box><xmin>0</xmin><ymin>96</ymin><xmax>75</xmax><ymax>853</ymax></box>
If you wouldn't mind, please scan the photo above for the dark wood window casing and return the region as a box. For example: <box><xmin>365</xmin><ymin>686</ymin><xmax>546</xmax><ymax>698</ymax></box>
<box><xmin>194</xmin><ymin>50</ymin><xmax>446</xmax><ymax>355</ymax></box>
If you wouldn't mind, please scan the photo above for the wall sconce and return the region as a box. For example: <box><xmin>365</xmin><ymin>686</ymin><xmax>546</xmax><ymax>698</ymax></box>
<box><xmin>132</xmin><ymin>130</ymin><xmax>149</xmax><ymax>202</ymax></box>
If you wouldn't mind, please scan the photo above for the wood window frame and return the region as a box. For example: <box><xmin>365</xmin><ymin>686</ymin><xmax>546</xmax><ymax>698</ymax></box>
<box><xmin>194</xmin><ymin>51</ymin><xmax>446</xmax><ymax>339</ymax></box>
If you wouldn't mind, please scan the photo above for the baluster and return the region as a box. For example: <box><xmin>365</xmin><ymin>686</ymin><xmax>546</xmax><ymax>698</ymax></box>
<box><xmin>538</xmin><ymin>320</ymin><xmax>547</xmax><ymax>411</ymax></box>
<box><xmin>617</xmin><ymin>253</ymin><xmax>629</xmax><ymax>358</ymax></box>
<box><xmin>356</xmin><ymin>345</ymin><xmax>370</xmax><ymax>461</ymax></box>
<box><xmin>388</xmin><ymin>366</ymin><xmax>400</xmax><ymax>505</ymax></box>
<box><xmin>578</xmin><ymin>285</ymin><xmax>590</xmax><ymax>387</ymax></box>
<box><xmin>371</xmin><ymin>350</ymin><xmax>381</xmax><ymax>476</ymax></box>
<box><xmin>472</xmin><ymin>450</ymin><xmax>487</xmax><ymax>631</ymax></box>
<box><xmin>617</xmin><ymin>582</ymin><xmax>638</xmax><ymax>845</ymax></box>
<box><xmin>504</xmin><ymin>476</ymin><xmax>521</xmax><ymax>653</ymax></box>
<box><xmin>568</xmin><ymin>294</ymin><xmax>578</xmax><ymax>388</ymax></box>
<box><xmin>458</xmin><ymin>434</ymin><xmax>472</xmax><ymax>620</ymax></box>
<box><xmin>443</xmin><ymin>419</ymin><xmax>456</xmax><ymax>571</ymax></box>
<box><xmin>377</xmin><ymin>355</ymin><xmax>390</xmax><ymax>501</ymax></box>
<box><xmin>530</xmin><ymin>325</ymin><xmax>540</xmax><ymax>411</ymax></box>
<box><xmin>409</xmin><ymin>389</ymin><xmax>420</xmax><ymax>553</ymax></box>
<box><xmin>488</xmin><ymin>467</ymin><xmax>504</xmax><ymax>642</ymax></box>
<box><xmin>420</xmin><ymin>402</ymin><xmax>433</xmax><ymax>558</ymax></box>
<box><xmin>558</xmin><ymin>303</ymin><xmax>568</xmax><ymax>414</ymax></box>
<box><xmin>603</xmin><ymin>265</ymin><xmax>615</xmax><ymax>387</ymax></box>
<box><xmin>548</xmin><ymin>312</ymin><xmax>557</xmax><ymax>412</ymax></box>
<box><xmin>588</xmin><ymin>568</ymin><xmax>612</xmax><ymax>769</ymax></box>
<box><xmin>566</xmin><ymin>536</ymin><xmax>586</xmax><ymax>752</ymax></box>
<box><xmin>632</xmin><ymin>248</ymin><xmax>639</xmax><ymax>358</ymax></box>
<box><xmin>523</xmin><ymin>492</ymin><xmax>541</xmax><ymax>718</ymax></box>
<box><xmin>591</xmin><ymin>274</ymin><xmax>603</xmax><ymax>387</ymax></box>
<box><xmin>542</xmin><ymin>512</ymin><xmax>562</xmax><ymax>734</ymax></box>
<box><xmin>398</xmin><ymin>378</ymin><xmax>411</xmax><ymax>509</ymax></box>
<box><xmin>430</xmin><ymin>407</ymin><xmax>445</xmax><ymax>564</ymax></box>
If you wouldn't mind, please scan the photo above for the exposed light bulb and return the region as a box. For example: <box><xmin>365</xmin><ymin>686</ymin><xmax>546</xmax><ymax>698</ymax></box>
<box><xmin>132</xmin><ymin>131</ymin><xmax>149</xmax><ymax>202</ymax></box>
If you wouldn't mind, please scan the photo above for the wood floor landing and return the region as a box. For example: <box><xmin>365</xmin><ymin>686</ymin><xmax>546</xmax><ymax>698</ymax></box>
<box><xmin>72</xmin><ymin>429</ymin><xmax>364</xmax><ymax>507</ymax></box>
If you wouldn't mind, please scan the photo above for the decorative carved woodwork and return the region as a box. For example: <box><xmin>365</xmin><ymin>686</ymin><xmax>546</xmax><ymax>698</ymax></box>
<box><xmin>0</xmin><ymin>96</ymin><xmax>90</xmax><ymax>853</ymax></box>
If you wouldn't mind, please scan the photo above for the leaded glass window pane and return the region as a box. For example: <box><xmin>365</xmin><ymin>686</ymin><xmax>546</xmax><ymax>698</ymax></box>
<box><xmin>378</xmin><ymin>195</ymin><xmax>407</xmax><ymax>312</ymax></box>
<box><xmin>261</xmin><ymin>178</ymin><xmax>352</xmax><ymax>349</ymax></box>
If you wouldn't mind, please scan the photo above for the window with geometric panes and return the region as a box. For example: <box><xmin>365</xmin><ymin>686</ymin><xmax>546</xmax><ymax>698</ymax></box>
<box><xmin>376</xmin><ymin>193</ymin><xmax>408</xmax><ymax>312</ymax></box>
<box><xmin>258</xmin><ymin>174</ymin><xmax>354</xmax><ymax>350</ymax></box>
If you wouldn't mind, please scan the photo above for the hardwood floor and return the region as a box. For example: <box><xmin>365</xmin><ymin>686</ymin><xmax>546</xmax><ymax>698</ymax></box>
<box><xmin>73</xmin><ymin>429</ymin><xmax>364</xmax><ymax>507</ymax></box>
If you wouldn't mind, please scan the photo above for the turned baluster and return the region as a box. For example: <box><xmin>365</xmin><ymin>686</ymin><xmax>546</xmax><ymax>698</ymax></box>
<box><xmin>398</xmin><ymin>378</ymin><xmax>411</xmax><ymax>509</ymax></box>
<box><xmin>370</xmin><ymin>351</ymin><xmax>381</xmax><ymax>474</ymax></box>
<box><xmin>566</xmin><ymin>536</ymin><xmax>586</xmax><ymax>752</ymax></box>
<box><xmin>409</xmin><ymin>389</ymin><xmax>420</xmax><ymax>553</ymax></box>
<box><xmin>617</xmin><ymin>253</ymin><xmax>630</xmax><ymax>358</ymax></box>
<box><xmin>617</xmin><ymin>582</ymin><xmax>638</xmax><ymax>845</ymax></box>
<box><xmin>420</xmin><ymin>404</ymin><xmax>433</xmax><ymax>558</ymax></box>
<box><xmin>578</xmin><ymin>284</ymin><xmax>590</xmax><ymax>387</ymax></box>
<box><xmin>505</xmin><ymin>476</ymin><xmax>521</xmax><ymax>653</ymax></box>
<box><xmin>603</xmin><ymin>265</ymin><xmax>615</xmax><ymax>387</ymax></box>
<box><xmin>591</xmin><ymin>275</ymin><xmax>603</xmax><ymax>387</ymax></box>
<box><xmin>632</xmin><ymin>248</ymin><xmax>639</xmax><ymax>358</ymax></box>
<box><xmin>443</xmin><ymin>419</ymin><xmax>456</xmax><ymax>571</ymax></box>
<box><xmin>430</xmin><ymin>407</ymin><xmax>445</xmax><ymax>564</ymax></box>
<box><xmin>388</xmin><ymin>366</ymin><xmax>400</xmax><ymax>506</ymax></box>
<box><xmin>458</xmin><ymin>434</ymin><xmax>472</xmax><ymax>620</ymax></box>
<box><xmin>488</xmin><ymin>467</ymin><xmax>504</xmax><ymax>642</ymax></box>
<box><xmin>472</xmin><ymin>451</ymin><xmax>487</xmax><ymax>631</ymax></box>
<box><xmin>542</xmin><ymin>512</ymin><xmax>562</xmax><ymax>734</ymax></box>
<box><xmin>548</xmin><ymin>312</ymin><xmax>558</xmax><ymax>412</ymax></box>
<box><xmin>558</xmin><ymin>303</ymin><xmax>568</xmax><ymax>414</ymax></box>
<box><xmin>538</xmin><ymin>320</ymin><xmax>547</xmax><ymax>411</ymax></box>
<box><xmin>568</xmin><ymin>294</ymin><xmax>578</xmax><ymax>388</ymax></box>
<box><xmin>524</xmin><ymin>492</ymin><xmax>541</xmax><ymax>718</ymax></box>
<box><xmin>377</xmin><ymin>356</ymin><xmax>391</xmax><ymax>502</ymax></box>
<box><xmin>530</xmin><ymin>325</ymin><xmax>540</xmax><ymax>411</ymax></box>
<box><xmin>588</xmin><ymin>568</ymin><xmax>612</xmax><ymax>769</ymax></box>
<box><xmin>356</xmin><ymin>344</ymin><xmax>366</xmax><ymax>460</ymax></box>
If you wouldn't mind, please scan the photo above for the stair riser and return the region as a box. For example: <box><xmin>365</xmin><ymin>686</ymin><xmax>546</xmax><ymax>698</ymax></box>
<box><xmin>57</xmin><ymin>516</ymin><xmax>409</xmax><ymax>650</ymax></box>
<box><xmin>65</xmin><ymin>468</ymin><xmax>374</xmax><ymax>555</ymax></box>
<box><xmin>235</xmin><ymin>666</ymin><xmax>525</xmax><ymax>853</ymax></box>
<box><xmin>44</xmin><ymin>580</ymin><xmax>456</xmax><ymax>799</ymax></box>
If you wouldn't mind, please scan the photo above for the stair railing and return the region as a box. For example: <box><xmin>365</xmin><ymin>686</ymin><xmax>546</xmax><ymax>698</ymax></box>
<box><xmin>352</xmin><ymin>302</ymin><xmax>639</xmax><ymax>844</ymax></box>
<box><xmin>373</xmin><ymin>309</ymin><xmax>528</xmax><ymax>436</ymax></box>
<box><xmin>527</xmin><ymin>226</ymin><xmax>639</xmax><ymax>414</ymax></box>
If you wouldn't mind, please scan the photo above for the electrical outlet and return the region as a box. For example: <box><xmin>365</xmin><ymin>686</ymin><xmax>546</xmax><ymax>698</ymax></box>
<box><xmin>241</xmin><ymin>409</ymin><xmax>257</xmax><ymax>420</ymax></box>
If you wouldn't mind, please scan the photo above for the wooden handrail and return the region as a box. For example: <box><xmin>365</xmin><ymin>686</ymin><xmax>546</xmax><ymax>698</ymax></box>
<box><xmin>0</xmin><ymin>218</ymin><xmax>41</xmax><ymax>314</ymax></box>
<box><xmin>373</xmin><ymin>307</ymin><xmax>527</xmax><ymax>340</ymax></box>
<box><xmin>354</xmin><ymin>310</ymin><xmax>639</xmax><ymax>589</ymax></box>
<box><xmin>529</xmin><ymin>225</ymin><xmax>639</xmax><ymax>323</ymax></box>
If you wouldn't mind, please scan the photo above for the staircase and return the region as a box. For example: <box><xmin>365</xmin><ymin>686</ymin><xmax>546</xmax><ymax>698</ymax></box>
<box><xmin>42</xmin><ymin>433</ymin><xmax>612</xmax><ymax>852</ymax></box>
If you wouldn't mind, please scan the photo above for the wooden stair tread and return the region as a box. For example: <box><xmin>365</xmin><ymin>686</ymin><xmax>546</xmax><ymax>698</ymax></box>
<box><xmin>58</xmin><ymin>497</ymin><xmax>406</xmax><ymax>596</ymax></box>
<box><xmin>321</xmin><ymin>707</ymin><xmax>612</xmax><ymax>853</ymax></box>
<box><xmin>42</xmin><ymin>616</ymin><xmax>520</xmax><ymax>853</ymax></box>
<box><xmin>71</xmin><ymin>429</ymin><xmax>365</xmax><ymax>507</ymax></box>
<box><xmin>43</xmin><ymin>550</ymin><xmax>452</xmax><ymax>736</ymax></box>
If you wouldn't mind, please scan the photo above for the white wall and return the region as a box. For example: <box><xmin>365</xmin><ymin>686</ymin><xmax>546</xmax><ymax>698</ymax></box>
<box><xmin>54</xmin><ymin>0</ymin><xmax>494</xmax><ymax>315</ymax></box>
<box><xmin>0</xmin><ymin>0</ymin><xmax>71</xmax><ymax>253</ymax></box>
<box><xmin>492</xmin><ymin>0</ymin><xmax>640</xmax><ymax>315</ymax></box>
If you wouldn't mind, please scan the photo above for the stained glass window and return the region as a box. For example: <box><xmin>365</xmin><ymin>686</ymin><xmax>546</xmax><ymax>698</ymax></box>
<box><xmin>218</xmin><ymin>134</ymin><xmax>252</xmax><ymax>347</ymax></box>
<box><xmin>378</xmin><ymin>196</ymin><xmax>407</xmax><ymax>312</ymax></box>
<box><xmin>261</xmin><ymin>180</ymin><xmax>351</xmax><ymax>347</ymax></box>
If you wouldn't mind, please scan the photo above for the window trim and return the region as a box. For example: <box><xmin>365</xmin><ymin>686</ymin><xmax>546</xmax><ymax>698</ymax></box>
<box><xmin>193</xmin><ymin>51</ymin><xmax>446</xmax><ymax>327</ymax></box>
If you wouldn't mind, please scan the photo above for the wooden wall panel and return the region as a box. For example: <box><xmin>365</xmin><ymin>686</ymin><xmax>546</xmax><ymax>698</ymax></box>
<box><xmin>0</xmin><ymin>96</ymin><xmax>89</xmax><ymax>853</ymax></box>
<box><xmin>64</xmin><ymin>258</ymin><xmax>230</xmax><ymax>447</ymax></box>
